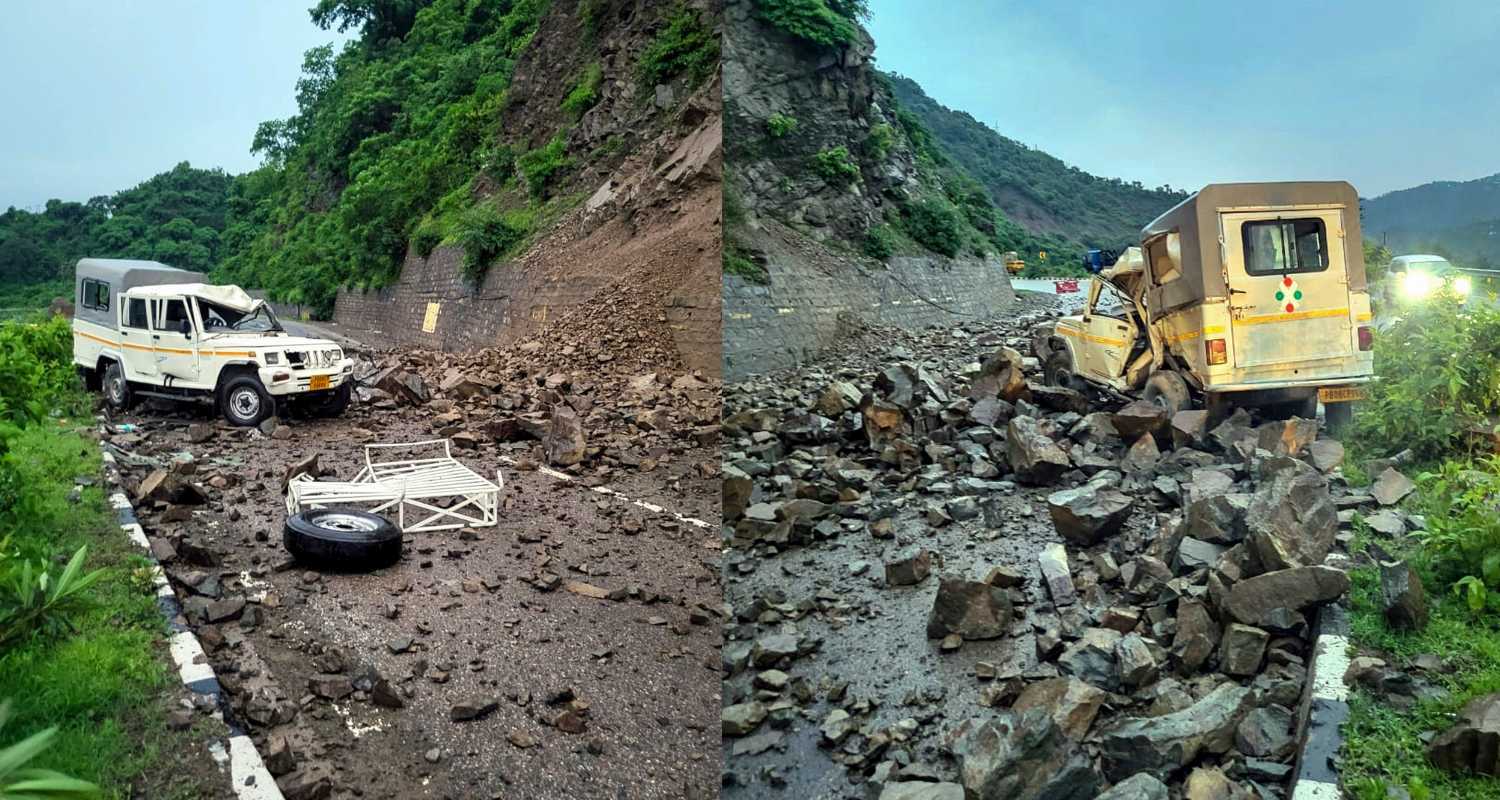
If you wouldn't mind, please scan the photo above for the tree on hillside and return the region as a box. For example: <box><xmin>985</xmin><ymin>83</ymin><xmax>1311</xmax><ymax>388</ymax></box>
<box><xmin>311</xmin><ymin>0</ymin><xmax>429</xmax><ymax>44</ymax></box>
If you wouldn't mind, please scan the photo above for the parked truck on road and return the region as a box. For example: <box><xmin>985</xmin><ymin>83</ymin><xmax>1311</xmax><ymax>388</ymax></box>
<box><xmin>72</xmin><ymin>258</ymin><xmax>353</xmax><ymax>427</ymax></box>
<box><xmin>1035</xmin><ymin>181</ymin><xmax>1375</xmax><ymax>430</ymax></box>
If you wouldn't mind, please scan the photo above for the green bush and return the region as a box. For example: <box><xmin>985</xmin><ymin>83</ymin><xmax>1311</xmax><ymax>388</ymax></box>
<box><xmin>811</xmin><ymin>146</ymin><xmax>859</xmax><ymax>184</ymax></box>
<box><xmin>1351</xmin><ymin>297</ymin><xmax>1500</xmax><ymax>463</ymax></box>
<box><xmin>452</xmin><ymin>203</ymin><xmax>530</xmax><ymax>283</ymax></box>
<box><xmin>0</xmin><ymin>700</ymin><xmax>100</xmax><ymax>799</ymax></box>
<box><xmin>863</xmin><ymin>223</ymin><xmax>899</xmax><ymax>261</ymax></box>
<box><xmin>766</xmin><ymin>112</ymin><xmax>798</xmax><ymax>138</ymax></box>
<box><xmin>516</xmin><ymin>134</ymin><xmax>572</xmax><ymax>200</ymax></box>
<box><xmin>561</xmin><ymin>62</ymin><xmax>603</xmax><ymax>119</ymax></box>
<box><xmin>0</xmin><ymin>316</ymin><xmax>84</xmax><ymax>429</ymax></box>
<box><xmin>864</xmin><ymin>122</ymin><xmax>894</xmax><ymax>160</ymax></box>
<box><xmin>900</xmin><ymin>197</ymin><xmax>964</xmax><ymax>257</ymax></box>
<box><xmin>0</xmin><ymin>544</ymin><xmax>104</xmax><ymax>649</ymax></box>
<box><xmin>1405</xmin><ymin>457</ymin><xmax>1500</xmax><ymax>601</ymax></box>
<box><xmin>411</xmin><ymin>219</ymin><xmax>443</xmax><ymax>259</ymax></box>
<box><xmin>638</xmin><ymin>5</ymin><xmax>719</xmax><ymax>87</ymax></box>
<box><xmin>755</xmin><ymin>0</ymin><xmax>868</xmax><ymax>47</ymax></box>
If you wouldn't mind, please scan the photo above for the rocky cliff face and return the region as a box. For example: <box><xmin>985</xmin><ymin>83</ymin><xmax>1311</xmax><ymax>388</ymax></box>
<box><xmin>337</xmin><ymin>0</ymin><xmax>723</xmax><ymax>376</ymax></box>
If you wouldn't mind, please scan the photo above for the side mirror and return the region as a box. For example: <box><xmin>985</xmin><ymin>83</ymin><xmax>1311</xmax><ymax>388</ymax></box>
<box><xmin>179</xmin><ymin>318</ymin><xmax>192</xmax><ymax>337</ymax></box>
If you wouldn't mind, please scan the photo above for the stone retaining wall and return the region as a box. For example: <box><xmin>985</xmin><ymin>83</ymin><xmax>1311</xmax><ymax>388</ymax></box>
<box><xmin>723</xmin><ymin>254</ymin><xmax>1018</xmax><ymax>380</ymax></box>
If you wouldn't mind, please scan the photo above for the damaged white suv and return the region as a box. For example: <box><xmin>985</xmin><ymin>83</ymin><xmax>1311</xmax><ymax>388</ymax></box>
<box><xmin>71</xmin><ymin>258</ymin><xmax>354</xmax><ymax>426</ymax></box>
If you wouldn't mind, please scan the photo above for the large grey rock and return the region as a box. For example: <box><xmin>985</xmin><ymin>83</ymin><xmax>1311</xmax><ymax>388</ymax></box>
<box><xmin>878</xmin><ymin>783</ymin><xmax>965</xmax><ymax>800</ymax></box>
<box><xmin>1183</xmin><ymin>493</ymin><xmax>1251</xmax><ymax>544</ymax></box>
<box><xmin>1113</xmin><ymin>401</ymin><xmax>1171</xmax><ymax>441</ymax></box>
<box><xmin>1308</xmin><ymin>439</ymin><xmax>1345</xmax><ymax>472</ymax></box>
<box><xmin>723</xmin><ymin>465</ymin><xmax>752</xmax><ymax>521</ymax></box>
<box><xmin>1172</xmin><ymin>599</ymin><xmax>1220</xmax><ymax>674</ymax></box>
<box><xmin>1429</xmin><ymin>693</ymin><xmax>1500</xmax><ymax>775</ymax></box>
<box><xmin>1097</xmin><ymin>773</ymin><xmax>1169</xmax><ymax>800</ymax></box>
<box><xmin>949</xmin><ymin>709</ymin><xmax>1102</xmax><ymax>800</ymax></box>
<box><xmin>1047</xmin><ymin>485</ymin><xmax>1134</xmax><ymax>546</ymax></box>
<box><xmin>1116</xmin><ymin>633</ymin><xmax>1159</xmax><ymax>688</ymax></box>
<box><xmin>1381</xmin><ymin>559</ymin><xmax>1428</xmax><ymax>631</ymax></box>
<box><xmin>1008</xmin><ymin>416</ymin><xmax>1070</xmax><ymax>485</ymax></box>
<box><xmin>927</xmin><ymin>577</ymin><xmax>1014</xmax><ymax>640</ymax></box>
<box><xmin>1038</xmin><ymin>544</ymin><xmax>1076</xmax><ymax>605</ymax></box>
<box><xmin>1223</xmin><ymin>566</ymin><xmax>1350</xmax><ymax>626</ymax></box>
<box><xmin>544</xmin><ymin>405</ymin><xmax>587</xmax><ymax>466</ymax></box>
<box><xmin>1254</xmin><ymin>417</ymin><xmax>1317</xmax><ymax>457</ymax></box>
<box><xmin>1218</xmin><ymin>624</ymin><xmax>1269</xmax><ymax>677</ymax></box>
<box><xmin>971</xmin><ymin>349</ymin><xmax>1030</xmax><ymax>404</ymax></box>
<box><xmin>1372</xmin><ymin>467</ymin><xmax>1417</xmax><ymax>506</ymax></box>
<box><xmin>1120</xmin><ymin>433</ymin><xmax>1161</xmax><ymax>473</ymax></box>
<box><xmin>1235</xmin><ymin>705</ymin><xmax>1294</xmax><ymax>758</ymax></box>
<box><xmin>1170</xmin><ymin>410</ymin><xmax>1210</xmax><ymax>450</ymax></box>
<box><xmin>815</xmin><ymin>381</ymin><xmax>864</xmax><ymax>416</ymax></box>
<box><xmin>1012</xmin><ymin>677</ymin><xmax>1106</xmax><ymax>740</ymax></box>
<box><xmin>886</xmin><ymin>548</ymin><xmax>932</xmax><ymax>586</ymax></box>
<box><xmin>1058</xmin><ymin>627</ymin><xmax>1122</xmax><ymax>690</ymax></box>
<box><xmin>1175</xmin><ymin>537</ymin><xmax>1227</xmax><ymax>573</ymax></box>
<box><xmin>1245</xmin><ymin>457</ymin><xmax>1337</xmax><ymax>571</ymax></box>
<box><xmin>1098</xmin><ymin>683</ymin><xmax>1254</xmax><ymax>779</ymax></box>
<box><xmin>722</xmin><ymin>702</ymin><xmax>767</xmax><ymax>736</ymax></box>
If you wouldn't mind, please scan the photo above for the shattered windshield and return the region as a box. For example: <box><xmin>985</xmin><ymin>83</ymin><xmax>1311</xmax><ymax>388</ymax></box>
<box><xmin>198</xmin><ymin>299</ymin><xmax>283</xmax><ymax>333</ymax></box>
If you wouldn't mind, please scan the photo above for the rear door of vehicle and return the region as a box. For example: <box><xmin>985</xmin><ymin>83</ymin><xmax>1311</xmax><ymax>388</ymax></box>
<box><xmin>1221</xmin><ymin>209</ymin><xmax>1353</xmax><ymax>368</ymax></box>
<box><xmin>152</xmin><ymin>296</ymin><xmax>200</xmax><ymax>385</ymax></box>
<box><xmin>120</xmin><ymin>295</ymin><xmax>157</xmax><ymax>379</ymax></box>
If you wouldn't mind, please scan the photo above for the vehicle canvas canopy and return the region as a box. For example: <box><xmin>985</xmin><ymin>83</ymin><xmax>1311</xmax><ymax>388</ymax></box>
<box><xmin>1139</xmin><ymin>181</ymin><xmax>1367</xmax><ymax>315</ymax></box>
<box><xmin>74</xmin><ymin>258</ymin><xmax>206</xmax><ymax>329</ymax></box>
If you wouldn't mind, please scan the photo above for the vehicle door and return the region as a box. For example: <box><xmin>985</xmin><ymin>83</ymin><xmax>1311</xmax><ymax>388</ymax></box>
<box><xmin>1077</xmin><ymin>278</ymin><xmax>1138</xmax><ymax>381</ymax></box>
<box><xmin>152</xmin><ymin>296</ymin><xmax>200</xmax><ymax>385</ymax></box>
<box><xmin>1222</xmin><ymin>209</ymin><xmax>1354</xmax><ymax>367</ymax></box>
<box><xmin>119</xmin><ymin>294</ymin><xmax>157</xmax><ymax>379</ymax></box>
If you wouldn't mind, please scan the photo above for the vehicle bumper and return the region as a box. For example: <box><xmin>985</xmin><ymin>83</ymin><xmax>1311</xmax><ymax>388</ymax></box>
<box><xmin>1204</xmin><ymin>375</ymin><xmax>1372</xmax><ymax>393</ymax></box>
<box><xmin>258</xmin><ymin>359</ymin><xmax>354</xmax><ymax>396</ymax></box>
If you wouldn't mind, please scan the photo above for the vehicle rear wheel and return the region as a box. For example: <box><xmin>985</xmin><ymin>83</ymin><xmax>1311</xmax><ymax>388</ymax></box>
<box><xmin>1142</xmin><ymin>371</ymin><xmax>1191</xmax><ymax>415</ymax></box>
<box><xmin>284</xmin><ymin>509</ymin><xmax>402</xmax><ymax>570</ymax></box>
<box><xmin>309</xmin><ymin>383</ymin><xmax>352</xmax><ymax>418</ymax></box>
<box><xmin>220</xmin><ymin>375</ymin><xmax>272</xmax><ymax>427</ymax></box>
<box><xmin>1324</xmin><ymin>401</ymin><xmax>1355</xmax><ymax>435</ymax></box>
<box><xmin>102</xmin><ymin>361</ymin><xmax>134</xmax><ymax>411</ymax></box>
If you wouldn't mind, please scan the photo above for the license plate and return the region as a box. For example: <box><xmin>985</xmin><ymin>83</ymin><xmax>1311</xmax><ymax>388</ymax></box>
<box><xmin>1318</xmin><ymin>386</ymin><xmax>1366</xmax><ymax>403</ymax></box>
<box><xmin>309</xmin><ymin>375</ymin><xmax>331</xmax><ymax>391</ymax></box>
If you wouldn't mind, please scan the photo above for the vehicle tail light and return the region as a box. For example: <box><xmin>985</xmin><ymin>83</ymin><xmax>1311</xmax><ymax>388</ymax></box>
<box><xmin>1357</xmin><ymin>325</ymin><xmax>1373</xmax><ymax>351</ymax></box>
<box><xmin>1205</xmin><ymin>338</ymin><xmax>1227</xmax><ymax>365</ymax></box>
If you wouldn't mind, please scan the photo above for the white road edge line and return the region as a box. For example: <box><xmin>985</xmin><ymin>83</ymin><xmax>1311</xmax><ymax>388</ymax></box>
<box><xmin>1291</xmin><ymin>780</ymin><xmax>1342</xmax><ymax>800</ymax></box>
<box><xmin>1310</xmin><ymin>632</ymin><xmax>1350</xmax><ymax>703</ymax></box>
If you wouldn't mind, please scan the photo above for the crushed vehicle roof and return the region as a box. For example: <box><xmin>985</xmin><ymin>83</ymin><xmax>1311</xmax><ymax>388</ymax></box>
<box><xmin>126</xmin><ymin>283</ymin><xmax>260</xmax><ymax>311</ymax></box>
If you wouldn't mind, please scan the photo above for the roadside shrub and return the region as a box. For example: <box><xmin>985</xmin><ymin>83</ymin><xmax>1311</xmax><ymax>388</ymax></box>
<box><xmin>864</xmin><ymin>122</ymin><xmax>895</xmax><ymax>160</ymax></box>
<box><xmin>561</xmin><ymin>62</ymin><xmax>603</xmax><ymax>119</ymax></box>
<box><xmin>863</xmin><ymin>223</ymin><xmax>898</xmax><ymax>261</ymax></box>
<box><xmin>0</xmin><ymin>700</ymin><xmax>99</xmax><ymax>798</ymax></box>
<box><xmin>1407</xmin><ymin>457</ymin><xmax>1500</xmax><ymax>604</ymax></box>
<box><xmin>811</xmin><ymin>146</ymin><xmax>859</xmax><ymax>184</ymax></box>
<box><xmin>0</xmin><ymin>543</ymin><xmax>104</xmax><ymax>649</ymax></box>
<box><xmin>452</xmin><ymin>204</ymin><xmax>530</xmax><ymax>283</ymax></box>
<box><xmin>411</xmin><ymin>219</ymin><xmax>443</xmax><ymax>259</ymax></box>
<box><xmin>755</xmin><ymin>0</ymin><xmax>868</xmax><ymax>48</ymax></box>
<box><xmin>766</xmin><ymin>112</ymin><xmax>798</xmax><ymax>138</ymax></box>
<box><xmin>638</xmin><ymin>5</ymin><xmax>718</xmax><ymax>87</ymax></box>
<box><xmin>515</xmin><ymin>134</ymin><xmax>571</xmax><ymax>199</ymax></box>
<box><xmin>900</xmin><ymin>197</ymin><xmax>964</xmax><ymax>257</ymax></box>
<box><xmin>0</xmin><ymin>316</ymin><xmax>82</xmax><ymax>429</ymax></box>
<box><xmin>1350</xmin><ymin>297</ymin><xmax>1500</xmax><ymax>463</ymax></box>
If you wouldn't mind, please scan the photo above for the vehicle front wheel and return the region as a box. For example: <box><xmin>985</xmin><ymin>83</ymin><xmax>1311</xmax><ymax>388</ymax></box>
<box><xmin>219</xmin><ymin>375</ymin><xmax>272</xmax><ymax>427</ymax></box>
<box><xmin>1044</xmin><ymin>351</ymin><xmax>1078</xmax><ymax>390</ymax></box>
<box><xmin>102</xmin><ymin>361</ymin><xmax>134</xmax><ymax>411</ymax></box>
<box><xmin>1142</xmin><ymin>371</ymin><xmax>1191</xmax><ymax>415</ymax></box>
<box><xmin>309</xmin><ymin>383</ymin><xmax>352</xmax><ymax>418</ymax></box>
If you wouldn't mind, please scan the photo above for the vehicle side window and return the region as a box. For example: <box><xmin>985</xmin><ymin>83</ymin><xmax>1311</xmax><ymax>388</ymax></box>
<box><xmin>1090</xmin><ymin>282</ymin><xmax>1129</xmax><ymax>319</ymax></box>
<box><xmin>1147</xmin><ymin>239</ymin><xmax>1181</xmax><ymax>285</ymax></box>
<box><xmin>80</xmin><ymin>279</ymin><xmax>110</xmax><ymax>310</ymax></box>
<box><xmin>124</xmin><ymin>298</ymin><xmax>149</xmax><ymax>329</ymax></box>
<box><xmin>159</xmin><ymin>299</ymin><xmax>192</xmax><ymax>332</ymax></box>
<box><xmin>1242</xmin><ymin>218</ymin><xmax>1328</xmax><ymax>276</ymax></box>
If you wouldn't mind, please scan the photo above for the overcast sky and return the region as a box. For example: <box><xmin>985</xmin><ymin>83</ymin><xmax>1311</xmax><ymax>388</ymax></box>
<box><xmin>867</xmin><ymin>0</ymin><xmax>1500</xmax><ymax>198</ymax></box>
<box><xmin>0</xmin><ymin>1</ymin><xmax>347</xmax><ymax>210</ymax></box>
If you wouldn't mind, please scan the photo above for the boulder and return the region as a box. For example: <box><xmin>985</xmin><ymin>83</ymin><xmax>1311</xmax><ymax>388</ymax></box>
<box><xmin>1046</xmin><ymin>485</ymin><xmax>1134</xmax><ymax>546</ymax></box>
<box><xmin>543</xmin><ymin>405</ymin><xmax>587</xmax><ymax>466</ymax></box>
<box><xmin>1372</xmin><ymin>467</ymin><xmax>1417</xmax><ymax>506</ymax></box>
<box><xmin>862</xmin><ymin>398</ymin><xmax>911</xmax><ymax>448</ymax></box>
<box><xmin>1097</xmin><ymin>774</ymin><xmax>1169</xmax><ymax>800</ymax></box>
<box><xmin>1380</xmin><ymin>559</ymin><xmax>1428</xmax><ymax>631</ymax></box>
<box><xmin>1428</xmin><ymin>693</ymin><xmax>1500</xmax><ymax>775</ymax></box>
<box><xmin>1113</xmin><ymin>401</ymin><xmax>1171</xmax><ymax>441</ymax></box>
<box><xmin>927</xmin><ymin>577</ymin><xmax>1014</xmax><ymax>640</ymax></box>
<box><xmin>1222</xmin><ymin>566</ymin><xmax>1350</xmax><ymax>627</ymax></box>
<box><xmin>1121</xmin><ymin>434</ymin><xmax>1161</xmax><ymax>473</ymax></box>
<box><xmin>1007</xmin><ymin>417</ymin><xmax>1070</xmax><ymax>486</ymax></box>
<box><xmin>1254</xmin><ymin>418</ymin><xmax>1317</xmax><ymax>457</ymax></box>
<box><xmin>1116</xmin><ymin>633</ymin><xmax>1159</xmax><ymax>688</ymax></box>
<box><xmin>815</xmin><ymin>381</ymin><xmax>864</xmax><ymax>416</ymax></box>
<box><xmin>1012</xmin><ymin>677</ymin><xmax>1106</xmax><ymax>740</ymax></box>
<box><xmin>372</xmin><ymin>367</ymin><xmax>429</xmax><ymax>405</ymax></box>
<box><xmin>1058</xmin><ymin>628</ymin><xmax>1122</xmax><ymax>690</ymax></box>
<box><xmin>722</xmin><ymin>702</ymin><xmax>767</xmax><ymax>736</ymax></box>
<box><xmin>1170</xmin><ymin>410</ymin><xmax>1210</xmax><ymax>449</ymax></box>
<box><xmin>1218</xmin><ymin>624</ymin><xmax>1269</xmax><ymax>677</ymax></box>
<box><xmin>1245</xmin><ymin>457</ymin><xmax>1337</xmax><ymax>571</ymax></box>
<box><xmin>948</xmin><ymin>709</ymin><xmax>1102</xmax><ymax>800</ymax></box>
<box><xmin>886</xmin><ymin>549</ymin><xmax>932</xmax><ymax>587</ymax></box>
<box><xmin>878</xmin><ymin>783</ymin><xmax>965</xmax><ymax>800</ymax></box>
<box><xmin>971</xmin><ymin>349</ymin><xmax>1030</xmax><ymax>404</ymax></box>
<box><xmin>1172</xmin><ymin>599</ymin><xmax>1220</xmax><ymax>673</ymax></box>
<box><xmin>1038</xmin><ymin>544</ymin><xmax>1076</xmax><ymax>606</ymax></box>
<box><xmin>1098</xmin><ymin>683</ymin><xmax>1254</xmax><ymax>779</ymax></box>
<box><xmin>1308</xmin><ymin>439</ymin><xmax>1345</xmax><ymax>473</ymax></box>
<box><xmin>722</xmin><ymin>465</ymin><xmax>752</xmax><ymax>521</ymax></box>
<box><xmin>1182</xmin><ymin>494</ymin><xmax>1250</xmax><ymax>545</ymax></box>
<box><xmin>1030</xmin><ymin>385</ymin><xmax>1090</xmax><ymax>414</ymax></box>
<box><xmin>1235</xmin><ymin>705</ymin><xmax>1294</xmax><ymax>758</ymax></box>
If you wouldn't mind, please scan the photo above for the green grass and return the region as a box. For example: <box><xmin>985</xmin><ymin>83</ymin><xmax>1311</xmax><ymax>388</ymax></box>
<box><xmin>1343</xmin><ymin>522</ymin><xmax>1500</xmax><ymax>798</ymax></box>
<box><xmin>637</xmin><ymin>4</ymin><xmax>719</xmax><ymax>87</ymax></box>
<box><xmin>561</xmin><ymin>62</ymin><xmax>603</xmax><ymax>119</ymax></box>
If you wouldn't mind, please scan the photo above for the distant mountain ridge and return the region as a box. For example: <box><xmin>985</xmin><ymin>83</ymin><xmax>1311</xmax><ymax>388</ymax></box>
<box><xmin>1361</xmin><ymin>172</ymin><xmax>1500</xmax><ymax>266</ymax></box>
<box><xmin>883</xmin><ymin>73</ymin><xmax>1186</xmax><ymax>250</ymax></box>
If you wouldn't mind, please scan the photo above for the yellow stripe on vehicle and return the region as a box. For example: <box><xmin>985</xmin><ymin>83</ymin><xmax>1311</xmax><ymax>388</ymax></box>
<box><xmin>1236</xmin><ymin>307</ymin><xmax>1351</xmax><ymax>326</ymax></box>
<box><xmin>1355</xmin><ymin>312</ymin><xmax>1372</xmax><ymax>322</ymax></box>
<box><xmin>1056</xmin><ymin>326</ymin><xmax>1127</xmax><ymax>347</ymax></box>
<box><xmin>1162</xmin><ymin>325</ymin><xmax>1225</xmax><ymax>346</ymax></box>
<box><xmin>76</xmin><ymin>330</ymin><xmax>255</xmax><ymax>358</ymax></box>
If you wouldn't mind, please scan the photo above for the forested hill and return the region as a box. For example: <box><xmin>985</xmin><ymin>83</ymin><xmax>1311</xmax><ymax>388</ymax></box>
<box><xmin>883</xmin><ymin>73</ymin><xmax>1185</xmax><ymax>250</ymax></box>
<box><xmin>0</xmin><ymin>163</ymin><xmax>232</xmax><ymax>307</ymax></box>
<box><xmin>1</xmin><ymin>0</ymin><xmax>720</xmax><ymax>315</ymax></box>
<box><xmin>1361</xmin><ymin>173</ymin><xmax>1500</xmax><ymax>267</ymax></box>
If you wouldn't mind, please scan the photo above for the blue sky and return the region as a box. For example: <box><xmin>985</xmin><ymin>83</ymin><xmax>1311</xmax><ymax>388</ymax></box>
<box><xmin>866</xmin><ymin>0</ymin><xmax>1500</xmax><ymax>197</ymax></box>
<box><xmin>0</xmin><ymin>1</ymin><xmax>347</xmax><ymax>210</ymax></box>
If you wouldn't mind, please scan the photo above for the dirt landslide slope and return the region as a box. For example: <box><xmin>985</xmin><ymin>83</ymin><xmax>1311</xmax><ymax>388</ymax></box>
<box><xmin>335</xmin><ymin>0</ymin><xmax>722</xmax><ymax>377</ymax></box>
<box><xmin>720</xmin><ymin>303</ymin><xmax>1376</xmax><ymax>798</ymax></box>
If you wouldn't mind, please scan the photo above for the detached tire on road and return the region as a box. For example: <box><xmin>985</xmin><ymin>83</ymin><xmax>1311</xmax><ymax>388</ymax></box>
<box><xmin>284</xmin><ymin>509</ymin><xmax>402</xmax><ymax>569</ymax></box>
